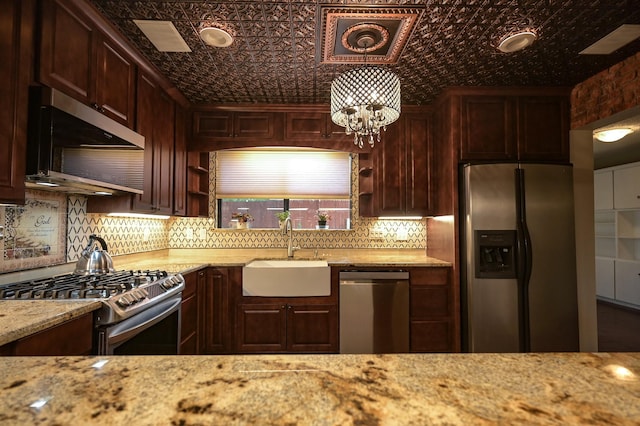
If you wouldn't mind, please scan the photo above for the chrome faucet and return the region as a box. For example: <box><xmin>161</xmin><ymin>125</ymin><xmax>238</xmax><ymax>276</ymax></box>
<box><xmin>282</xmin><ymin>216</ymin><xmax>299</xmax><ymax>258</ymax></box>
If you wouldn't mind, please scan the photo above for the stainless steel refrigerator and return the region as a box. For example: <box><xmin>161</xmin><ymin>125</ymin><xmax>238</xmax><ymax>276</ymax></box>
<box><xmin>460</xmin><ymin>163</ymin><xmax>579</xmax><ymax>353</ymax></box>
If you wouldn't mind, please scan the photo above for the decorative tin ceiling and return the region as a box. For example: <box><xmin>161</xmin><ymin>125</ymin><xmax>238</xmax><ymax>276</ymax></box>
<box><xmin>88</xmin><ymin>0</ymin><xmax>640</xmax><ymax>106</ymax></box>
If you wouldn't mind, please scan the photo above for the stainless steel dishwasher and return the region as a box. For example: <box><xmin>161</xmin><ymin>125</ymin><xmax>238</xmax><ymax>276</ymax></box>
<box><xmin>339</xmin><ymin>271</ymin><xmax>410</xmax><ymax>354</ymax></box>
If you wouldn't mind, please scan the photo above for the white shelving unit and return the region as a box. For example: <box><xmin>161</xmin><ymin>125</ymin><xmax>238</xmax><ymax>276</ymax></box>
<box><xmin>594</xmin><ymin>162</ymin><xmax>640</xmax><ymax>309</ymax></box>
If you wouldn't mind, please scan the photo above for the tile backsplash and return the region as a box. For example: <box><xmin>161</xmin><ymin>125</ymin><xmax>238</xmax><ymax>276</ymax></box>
<box><xmin>0</xmin><ymin>154</ymin><xmax>426</xmax><ymax>274</ymax></box>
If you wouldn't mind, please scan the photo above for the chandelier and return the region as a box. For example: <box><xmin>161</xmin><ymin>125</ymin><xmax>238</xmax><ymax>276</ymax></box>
<box><xmin>330</xmin><ymin>64</ymin><xmax>401</xmax><ymax>149</ymax></box>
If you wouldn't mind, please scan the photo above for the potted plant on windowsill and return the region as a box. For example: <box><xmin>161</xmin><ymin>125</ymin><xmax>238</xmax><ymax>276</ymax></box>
<box><xmin>232</xmin><ymin>212</ymin><xmax>253</xmax><ymax>229</ymax></box>
<box><xmin>275</xmin><ymin>211</ymin><xmax>290</xmax><ymax>229</ymax></box>
<box><xmin>316</xmin><ymin>211</ymin><xmax>330</xmax><ymax>229</ymax></box>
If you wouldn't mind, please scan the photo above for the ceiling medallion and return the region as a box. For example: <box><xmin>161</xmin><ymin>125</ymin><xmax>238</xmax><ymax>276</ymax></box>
<box><xmin>341</xmin><ymin>23</ymin><xmax>390</xmax><ymax>53</ymax></box>
<box><xmin>497</xmin><ymin>29</ymin><xmax>538</xmax><ymax>53</ymax></box>
<box><xmin>319</xmin><ymin>6</ymin><xmax>422</xmax><ymax>65</ymax></box>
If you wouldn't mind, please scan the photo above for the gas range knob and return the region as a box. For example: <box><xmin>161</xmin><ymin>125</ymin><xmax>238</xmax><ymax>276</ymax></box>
<box><xmin>116</xmin><ymin>297</ymin><xmax>130</xmax><ymax>307</ymax></box>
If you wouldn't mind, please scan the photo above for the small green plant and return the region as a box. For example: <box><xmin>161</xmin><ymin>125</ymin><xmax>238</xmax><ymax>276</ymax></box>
<box><xmin>275</xmin><ymin>211</ymin><xmax>290</xmax><ymax>221</ymax></box>
<box><xmin>316</xmin><ymin>211</ymin><xmax>331</xmax><ymax>223</ymax></box>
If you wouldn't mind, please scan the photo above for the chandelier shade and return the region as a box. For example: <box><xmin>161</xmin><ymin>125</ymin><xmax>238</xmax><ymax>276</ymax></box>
<box><xmin>330</xmin><ymin>65</ymin><xmax>401</xmax><ymax>148</ymax></box>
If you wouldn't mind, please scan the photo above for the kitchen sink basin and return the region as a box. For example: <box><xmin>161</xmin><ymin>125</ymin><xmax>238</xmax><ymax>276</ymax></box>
<box><xmin>242</xmin><ymin>259</ymin><xmax>330</xmax><ymax>297</ymax></box>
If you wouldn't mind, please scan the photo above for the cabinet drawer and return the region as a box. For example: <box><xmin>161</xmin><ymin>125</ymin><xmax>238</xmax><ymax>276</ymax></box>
<box><xmin>410</xmin><ymin>267</ymin><xmax>450</xmax><ymax>286</ymax></box>
<box><xmin>410</xmin><ymin>320</ymin><xmax>452</xmax><ymax>352</ymax></box>
<box><xmin>410</xmin><ymin>286</ymin><xmax>452</xmax><ymax>318</ymax></box>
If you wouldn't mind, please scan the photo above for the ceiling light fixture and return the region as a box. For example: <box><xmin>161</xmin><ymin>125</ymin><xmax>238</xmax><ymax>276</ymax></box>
<box><xmin>594</xmin><ymin>128</ymin><xmax>633</xmax><ymax>142</ymax></box>
<box><xmin>330</xmin><ymin>32</ymin><xmax>401</xmax><ymax>149</ymax></box>
<box><xmin>497</xmin><ymin>30</ymin><xmax>537</xmax><ymax>53</ymax></box>
<box><xmin>199</xmin><ymin>27</ymin><xmax>233</xmax><ymax>48</ymax></box>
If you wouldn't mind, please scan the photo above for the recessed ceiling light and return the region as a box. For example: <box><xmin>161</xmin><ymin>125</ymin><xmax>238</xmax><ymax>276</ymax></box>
<box><xmin>200</xmin><ymin>27</ymin><xmax>233</xmax><ymax>48</ymax></box>
<box><xmin>497</xmin><ymin>30</ymin><xmax>537</xmax><ymax>53</ymax></box>
<box><xmin>594</xmin><ymin>128</ymin><xmax>633</xmax><ymax>142</ymax></box>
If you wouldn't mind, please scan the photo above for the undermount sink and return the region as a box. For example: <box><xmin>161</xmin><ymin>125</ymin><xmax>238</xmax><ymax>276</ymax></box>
<box><xmin>242</xmin><ymin>259</ymin><xmax>330</xmax><ymax>297</ymax></box>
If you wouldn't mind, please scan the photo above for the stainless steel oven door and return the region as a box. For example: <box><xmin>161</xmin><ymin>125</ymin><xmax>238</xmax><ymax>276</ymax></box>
<box><xmin>96</xmin><ymin>294</ymin><xmax>182</xmax><ymax>355</ymax></box>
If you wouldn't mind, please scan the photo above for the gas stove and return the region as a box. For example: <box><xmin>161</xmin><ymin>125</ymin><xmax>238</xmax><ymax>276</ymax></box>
<box><xmin>0</xmin><ymin>270</ymin><xmax>184</xmax><ymax>325</ymax></box>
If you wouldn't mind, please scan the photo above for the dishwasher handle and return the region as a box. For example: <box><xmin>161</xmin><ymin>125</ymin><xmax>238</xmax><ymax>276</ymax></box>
<box><xmin>339</xmin><ymin>271</ymin><xmax>409</xmax><ymax>281</ymax></box>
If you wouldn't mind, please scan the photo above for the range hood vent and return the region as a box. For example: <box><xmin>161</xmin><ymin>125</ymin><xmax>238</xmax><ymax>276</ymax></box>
<box><xmin>26</xmin><ymin>86</ymin><xmax>145</xmax><ymax>196</ymax></box>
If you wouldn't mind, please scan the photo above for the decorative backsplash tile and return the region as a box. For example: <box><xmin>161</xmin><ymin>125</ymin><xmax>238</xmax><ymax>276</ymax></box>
<box><xmin>0</xmin><ymin>153</ymin><xmax>426</xmax><ymax>275</ymax></box>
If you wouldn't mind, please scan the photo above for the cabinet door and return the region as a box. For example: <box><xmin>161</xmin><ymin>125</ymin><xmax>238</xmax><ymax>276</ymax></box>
<box><xmin>284</xmin><ymin>112</ymin><xmax>326</xmax><ymax>140</ymax></box>
<box><xmin>594</xmin><ymin>170</ymin><xmax>614</xmax><ymax>211</ymax></box>
<box><xmin>134</xmin><ymin>73</ymin><xmax>175</xmax><ymax>213</ymax></box>
<box><xmin>287</xmin><ymin>304</ymin><xmax>338</xmax><ymax>352</ymax></box>
<box><xmin>614</xmin><ymin>165</ymin><xmax>640</xmax><ymax>209</ymax></box>
<box><xmin>517</xmin><ymin>96</ymin><xmax>570</xmax><ymax>162</ymax></box>
<box><xmin>234</xmin><ymin>112</ymin><xmax>277</xmax><ymax>140</ymax></box>
<box><xmin>404</xmin><ymin>113</ymin><xmax>430</xmax><ymax>215</ymax></box>
<box><xmin>173</xmin><ymin>105</ymin><xmax>188</xmax><ymax>216</ymax></box>
<box><xmin>374</xmin><ymin>121</ymin><xmax>405</xmax><ymax>215</ymax></box>
<box><xmin>201</xmin><ymin>268</ymin><xmax>232</xmax><ymax>354</ymax></box>
<box><xmin>95</xmin><ymin>34</ymin><xmax>136</xmax><ymax>127</ymax></box>
<box><xmin>153</xmin><ymin>90</ymin><xmax>175</xmax><ymax>214</ymax></box>
<box><xmin>13</xmin><ymin>313</ymin><xmax>93</xmax><ymax>356</ymax></box>
<box><xmin>615</xmin><ymin>260</ymin><xmax>640</xmax><ymax>306</ymax></box>
<box><xmin>180</xmin><ymin>271</ymin><xmax>199</xmax><ymax>354</ymax></box>
<box><xmin>40</xmin><ymin>0</ymin><xmax>94</xmax><ymax>105</ymax></box>
<box><xmin>192</xmin><ymin>110</ymin><xmax>234</xmax><ymax>139</ymax></box>
<box><xmin>595</xmin><ymin>258</ymin><xmax>615</xmax><ymax>299</ymax></box>
<box><xmin>236</xmin><ymin>303</ymin><xmax>287</xmax><ymax>353</ymax></box>
<box><xmin>0</xmin><ymin>0</ymin><xmax>32</xmax><ymax>204</ymax></box>
<box><xmin>460</xmin><ymin>96</ymin><xmax>516</xmax><ymax>161</ymax></box>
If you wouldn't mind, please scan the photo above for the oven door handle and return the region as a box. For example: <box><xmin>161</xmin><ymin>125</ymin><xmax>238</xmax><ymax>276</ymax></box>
<box><xmin>104</xmin><ymin>296</ymin><xmax>181</xmax><ymax>346</ymax></box>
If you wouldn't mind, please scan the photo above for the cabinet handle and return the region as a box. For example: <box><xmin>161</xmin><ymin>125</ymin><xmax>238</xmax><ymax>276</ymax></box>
<box><xmin>91</xmin><ymin>102</ymin><xmax>99</xmax><ymax>110</ymax></box>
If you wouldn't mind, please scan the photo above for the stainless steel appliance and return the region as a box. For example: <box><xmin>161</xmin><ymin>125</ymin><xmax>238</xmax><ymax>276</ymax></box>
<box><xmin>339</xmin><ymin>271</ymin><xmax>409</xmax><ymax>354</ymax></box>
<box><xmin>26</xmin><ymin>85</ymin><xmax>145</xmax><ymax>196</ymax></box>
<box><xmin>0</xmin><ymin>270</ymin><xmax>184</xmax><ymax>355</ymax></box>
<box><xmin>460</xmin><ymin>163</ymin><xmax>579</xmax><ymax>353</ymax></box>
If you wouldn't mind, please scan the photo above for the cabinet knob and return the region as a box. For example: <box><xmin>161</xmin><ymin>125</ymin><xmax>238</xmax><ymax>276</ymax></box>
<box><xmin>91</xmin><ymin>102</ymin><xmax>99</xmax><ymax>110</ymax></box>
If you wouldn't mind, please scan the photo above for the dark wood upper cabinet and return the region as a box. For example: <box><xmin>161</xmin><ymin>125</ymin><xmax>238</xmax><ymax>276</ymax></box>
<box><xmin>133</xmin><ymin>72</ymin><xmax>175</xmax><ymax>214</ymax></box>
<box><xmin>360</xmin><ymin>110</ymin><xmax>431</xmax><ymax>217</ymax></box>
<box><xmin>284</xmin><ymin>112</ymin><xmax>350</xmax><ymax>142</ymax></box>
<box><xmin>0</xmin><ymin>0</ymin><xmax>33</xmax><ymax>205</ymax></box>
<box><xmin>460</xmin><ymin>96</ymin><xmax>516</xmax><ymax>161</ymax></box>
<box><xmin>173</xmin><ymin>104</ymin><xmax>188</xmax><ymax>216</ymax></box>
<box><xmin>192</xmin><ymin>110</ymin><xmax>277</xmax><ymax>141</ymax></box>
<box><xmin>39</xmin><ymin>0</ymin><xmax>136</xmax><ymax>128</ymax></box>
<box><xmin>456</xmin><ymin>88</ymin><xmax>570</xmax><ymax>163</ymax></box>
<box><xmin>517</xmin><ymin>96</ymin><xmax>570</xmax><ymax>161</ymax></box>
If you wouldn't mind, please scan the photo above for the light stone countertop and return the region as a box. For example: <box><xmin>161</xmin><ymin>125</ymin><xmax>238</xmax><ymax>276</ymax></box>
<box><xmin>0</xmin><ymin>300</ymin><xmax>101</xmax><ymax>346</ymax></box>
<box><xmin>0</xmin><ymin>352</ymin><xmax>638</xmax><ymax>425</ymax></box>
<box><xmin>0</xmin><ymin>249</ymin><xmax>448</xmax><ymax>346</ymax></box>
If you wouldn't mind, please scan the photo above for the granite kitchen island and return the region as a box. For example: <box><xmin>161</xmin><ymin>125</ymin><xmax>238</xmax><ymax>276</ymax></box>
<box><xmin>0</xmin><ymin>352</ymin><xmax>638</xmax><ymax>425</ymax></box>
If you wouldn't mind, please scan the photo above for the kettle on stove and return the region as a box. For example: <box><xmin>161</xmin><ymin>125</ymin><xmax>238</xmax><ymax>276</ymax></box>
<box><xmin>74</xmin><ymin>234</ymin><xmax>116</xmax><ymax>275</ymax></box>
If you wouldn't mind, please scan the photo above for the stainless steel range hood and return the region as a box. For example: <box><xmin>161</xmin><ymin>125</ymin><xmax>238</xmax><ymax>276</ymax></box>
<box><xmin>26</xmin><ymin>86</ymin><xmax>145</xmax><ymax>196</ymax></box>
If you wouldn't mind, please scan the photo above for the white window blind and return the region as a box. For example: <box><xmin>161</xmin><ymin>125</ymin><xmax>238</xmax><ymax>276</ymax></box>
<box><xmin>216</xmin><ymin>150</ymin><xmax>351</xmax><ymax>199</ymax></box>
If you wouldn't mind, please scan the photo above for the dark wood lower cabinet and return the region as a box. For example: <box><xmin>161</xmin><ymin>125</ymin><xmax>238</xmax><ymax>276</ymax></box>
<box><xmin>235</xmin><ymin>302</ymin><xmax>338</xmax><ymax>353</ymax></box>
<box><xmin>179</xmin><ymin>270</ymin><xmax>199</xmax><ymax>354</ymax></box>
<box><xmin>200</xmin><ymin>267</ymin><xmax>237</xmax><ymax>354</ymax></box>
<box><xmin>1</xmin><ymin>313</ymin><xmax>94</xmax><ymax>356</ymax></box>
<box><xmin>409</xmin><ymin>267</ymin><xmax>457</xmax><ymax>352</ymax></box>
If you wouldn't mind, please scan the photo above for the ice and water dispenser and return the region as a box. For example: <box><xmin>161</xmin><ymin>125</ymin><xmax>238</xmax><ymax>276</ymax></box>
<box><xmin>474</xmin><ymin>230</ymin><xmax>517</xmax><ymax>278</ymax></box>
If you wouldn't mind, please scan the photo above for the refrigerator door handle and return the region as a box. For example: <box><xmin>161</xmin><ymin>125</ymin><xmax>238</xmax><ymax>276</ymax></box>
<box><xmin>515</xmin><ymin>168</ymin><xmax>532</xmax><ymax>352</ymax></box>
